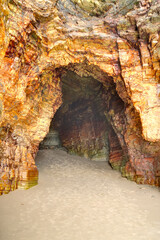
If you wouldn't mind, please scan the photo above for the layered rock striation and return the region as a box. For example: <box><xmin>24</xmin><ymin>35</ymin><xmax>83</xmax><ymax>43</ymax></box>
<box><xmin>0</xmin><ymin>0</ymin><xmax>160</xmax><ymax>194</ymax></box>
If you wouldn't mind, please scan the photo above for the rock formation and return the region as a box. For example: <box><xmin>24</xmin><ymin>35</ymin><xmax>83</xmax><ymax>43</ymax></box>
<box><xmin>0</xmin><ymin>0</ymin><xmax>160</xmax><ymax>194</ymax></box>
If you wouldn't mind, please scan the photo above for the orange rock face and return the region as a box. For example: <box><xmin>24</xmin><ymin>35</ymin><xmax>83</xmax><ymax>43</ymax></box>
<box><xmin>0</xmin><ymin>0</ymin><xmax>160</xmax><ymax>194</ymax></box>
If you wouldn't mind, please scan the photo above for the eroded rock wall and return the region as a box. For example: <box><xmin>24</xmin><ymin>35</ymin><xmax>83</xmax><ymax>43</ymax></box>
<box><xmin>0</xmin><ymin>0</ymin><xmax>160</xmax><ymax>194</ymax></box>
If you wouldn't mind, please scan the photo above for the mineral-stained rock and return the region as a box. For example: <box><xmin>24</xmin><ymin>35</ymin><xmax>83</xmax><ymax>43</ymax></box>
<box><xmin>0</xmin><ymin>0</ymin><xmax>160</xmax><ymax>194</ymax></box>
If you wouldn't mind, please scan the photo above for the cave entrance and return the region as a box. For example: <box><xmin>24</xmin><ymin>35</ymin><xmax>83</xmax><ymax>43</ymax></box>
<box><xmin>40</xmin><ymin>70</ymin><xmax>124</xmax><ymax>165</ymax></box>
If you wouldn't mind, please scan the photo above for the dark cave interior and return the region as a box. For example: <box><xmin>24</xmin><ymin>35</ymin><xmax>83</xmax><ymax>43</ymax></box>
<box><xmin>40</xmin><ymin>70</ymin><xmax>125</xmax><ymax>166</ymax></box>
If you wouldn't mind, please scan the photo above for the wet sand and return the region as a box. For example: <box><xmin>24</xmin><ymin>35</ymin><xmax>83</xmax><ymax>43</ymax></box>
<box><xmin>0</xmin><ymin>149</ymin><xmax>160</xmax><ymax>240</ymax></box>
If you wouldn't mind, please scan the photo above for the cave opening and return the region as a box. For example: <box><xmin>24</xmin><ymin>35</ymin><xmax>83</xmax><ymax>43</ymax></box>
<box><xmin>40</xmin><ymin>69</ymin><xmax>125</xmax><ymax>168</ymax></box>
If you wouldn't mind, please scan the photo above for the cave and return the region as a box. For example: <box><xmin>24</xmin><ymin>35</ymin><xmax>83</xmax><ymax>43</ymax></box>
<box><xmin>40</xmin><ymin>69</ymin><xmax>126</xmax><ymax>170</ymax></box>
<box><xmin>41</xmin><ymin>71</ymin><xmax>110</xmax><ymax>161</ymax></box>
<box><xmin>0</xmin><ymin>0</ymin><xmax>160</xmax><ymax>196</ymax></box>
<box><xmin>1</xmin><ymin>0</ymin><xmax>160</xmax><ymax>238</ymax></box>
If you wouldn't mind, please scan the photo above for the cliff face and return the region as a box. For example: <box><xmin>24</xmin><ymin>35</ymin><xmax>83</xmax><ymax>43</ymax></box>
<box><xmin>0</xmin><ymin>0</ymin><xmax>160</xmax><ymax>194</ymax></box>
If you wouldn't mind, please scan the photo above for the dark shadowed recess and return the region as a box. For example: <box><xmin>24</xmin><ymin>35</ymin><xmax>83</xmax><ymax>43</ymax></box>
<box><xmin>40</xmin><ymin>69</ymin><xmax>128</xmax><ymax>169</ymax></box>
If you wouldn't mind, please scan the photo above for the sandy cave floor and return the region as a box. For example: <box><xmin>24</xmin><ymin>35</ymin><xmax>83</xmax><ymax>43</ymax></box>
<box><xmin>0</xmin><ymin>149</ymin><xmax>160</xmax><ymax>240</ymax></box>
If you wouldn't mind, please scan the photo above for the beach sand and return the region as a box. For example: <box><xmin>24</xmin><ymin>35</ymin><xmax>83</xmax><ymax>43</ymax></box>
<box><xmin>0</xmin><ymin>149</ymin><xmax>160</xmax><ymax>240</ymax></box>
